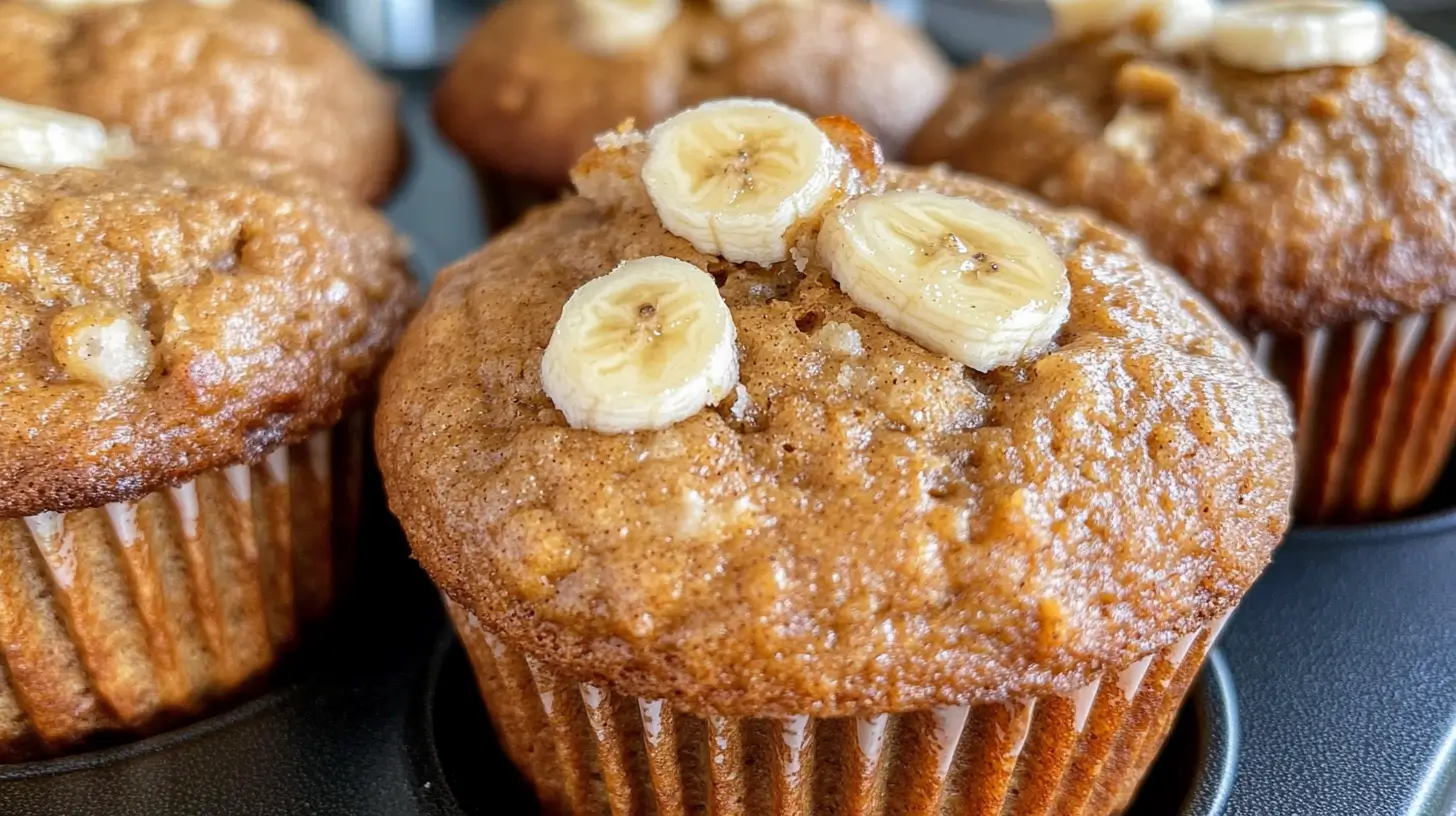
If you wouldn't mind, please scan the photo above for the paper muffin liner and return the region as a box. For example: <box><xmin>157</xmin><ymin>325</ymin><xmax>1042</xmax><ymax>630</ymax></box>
<box><xmin>475</xmin><ymin>170</ymin><xmax>564</xmax><ymax>234</ymax></box>
<box><xmin>0</xmin><ymin>416</ymin><xmax>364</xmax><ymax>761</ymax></box>
<box><xmin>1254</xmin><ymin>302</ymin><xmax>1456</xmax><ymax>523</ymax></box>
<box><xmin>447</xmin><ymin>600</ymin><xmax>1228</xmax><ymax>816</ymax></box>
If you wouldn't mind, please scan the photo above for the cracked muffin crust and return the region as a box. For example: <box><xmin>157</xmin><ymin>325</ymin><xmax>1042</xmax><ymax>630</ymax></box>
<box><xmin>908</xmin><ymin>18</ymin><xmax>1456</xmax><ymax>523</ymax></box>
<box><xmin>0</xmin><ymin>0</ymin><xmax>403</xmax><ymax>203</ymax></box>
<box><xmin>0</xmin><ymin>147</ymin><xmax>416</xmax><ymax>519</ymax></box>
<box><xmin>377</xmin><ymin>138</ymin><xmax>1295</xmax><ymax>717</ymax></box>
<box><xmin>908</xmin><ymin>21</ymin><xmax>1456</xmax><ymax>336</ymax></box>
<box><xmin>434</xmin><ymin>0</ymin><xmax>951</xmax><ymax>190</ymax></box>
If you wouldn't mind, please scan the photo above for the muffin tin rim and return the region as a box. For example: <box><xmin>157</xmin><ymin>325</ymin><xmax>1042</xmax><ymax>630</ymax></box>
<box><xmin>0</xmin><ymin>681</ymin><xmax>303</xmax><ymax>781</ymax></box>
<box><xmin>1288</xmin><ymin>503</ymin><xmax>1456</xmax><ymax>545</ymax></box>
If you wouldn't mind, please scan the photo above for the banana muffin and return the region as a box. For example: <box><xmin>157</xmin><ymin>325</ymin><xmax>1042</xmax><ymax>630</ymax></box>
<box><xmin>378</xmin><ymin>99</ymin><xmax>1294</xmax><ymax>815</ymax></box>
<box><xmin>434</xmin><ymin>0</ymin><xmax>951</xmax><ymax>229</ymax></box>
<box><xmin>909</xmin><ymin>0</ymin><xmax>1456</xmax><ymax>523</ymax></box>
<box><xmin>0</xmin><ymin>0</ymin><xmax>402</xmax><ymax>203</ymax></box>
<box><xmin>0</xmin><ymin>100</ymin><xmax>415</xmax><ymax>761</ymax></box>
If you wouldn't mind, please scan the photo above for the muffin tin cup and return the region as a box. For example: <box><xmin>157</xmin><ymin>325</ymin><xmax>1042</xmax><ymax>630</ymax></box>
<box><xmin>474</xmin><ymin>170</ymin><xmax>565</xmax><ymax>234</ymax></box>
<box><xmin>445</xmin><ymin>600</ymin><xmax>1230</xmax><ymax>816</ymax></box>
<box><xmin>1255</xmin><ymin>301</ymin><xmax>1456</xmax><ymax>523</ymax></box>
<box><xmin>0</xmin><ymin>415</ymin><xmax>366</xmax><ymax>762</ymax></box>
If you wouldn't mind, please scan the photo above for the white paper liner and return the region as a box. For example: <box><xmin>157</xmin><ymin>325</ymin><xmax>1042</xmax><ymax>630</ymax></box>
<box><xmin>1256</xmin><ymin>302</ymin><xmax>1456</xmax><ymax>522</ymax></box>
<box><xmin>0</xmin><ymin>421</ymin><xmax>360</xmax><ymax>761</ymax></box>
<box><xmin>449</xmin><ymin>601</ymin><xmax>1229</xmax><ymax>816</ymax></box>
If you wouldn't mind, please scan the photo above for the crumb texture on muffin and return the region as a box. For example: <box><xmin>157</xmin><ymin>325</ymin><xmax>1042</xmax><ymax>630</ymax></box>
<box><xmin>908</xmin><ymin>22</ymin><xmax>1456</xmax><ymax>334</ymax></box>
<box><xmin>0</xmin><ymin>149</ymin><xmax>415</xmax><ymax>518</ymax></box>
<box><xmin>377</xmin><ymin>139</ymin><xmax>1295</xmax><ymax>716</ymax></box>
<box><xmin>0</xmin><ymin>0</ymin><xmax>402</xmax><ymax>202</ymax></box>
<box><xmin>433</xmin><ymin>0</ymin><xmax>951</xmax><ymax>185</ymax></box>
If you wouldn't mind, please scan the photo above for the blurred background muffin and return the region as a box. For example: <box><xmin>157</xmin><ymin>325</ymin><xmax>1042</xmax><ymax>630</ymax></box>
<box><xmin>0</xmin><ymin>100</ymin><xmax>415</xmax><ymax>760</ymax></box>
<box><xmin>377</xmin><ymin>100</ymin><xmax>1294</xmax><ymax>815</ymax></box>
<box><xmin>908</xmin><ymin>0</ymin><xmax>1456</xmax><ymax>523</ymax></box>
<box><xmin>433</xmin><ymin>0</ymin><xmax>952</xmax><ymax>229</ymax></box>
<box><xmin>0</xmin><ymin>0</ymin><xmax>404</xmax><ymax>204</ymax></box>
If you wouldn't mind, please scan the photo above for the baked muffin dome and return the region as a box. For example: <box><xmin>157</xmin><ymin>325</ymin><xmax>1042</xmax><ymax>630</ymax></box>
<box><xmin>0</xmin><ymin>0</ymin><xmax>402</xmax><ymax>203</ymax></box>
<box><xmin>1</xmin><ymin>146</ymin><xmax>414</xmax><ymax>518</ymax></box>
<box><xmin>434</xmin><ymin>0</ymin><xmax>952</xmax><ymax>189</ymax></box>
<box><xmin>378</xmin><ymin>128</ymin><xmax>1294</xmax><ymax>716</ymax></box>
<box><xmin>908</xmin><ymin>19</ymin><xmax>1456</xmax><ymax>336</ymax></box>
<box><xmin>907</xmin><ymin>11</ymin><xmax>1456</xmax><ymax>522</ymax></box>
<box><xmin>0</xmin><ymin>115</ymin><xmax>414</xmax><ymax>759</ymax></box>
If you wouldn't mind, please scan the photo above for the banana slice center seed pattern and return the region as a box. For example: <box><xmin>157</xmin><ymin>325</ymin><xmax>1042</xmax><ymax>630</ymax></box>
<box><xmin>642</xmin><ymin>98</ymin><xmax>842</xmax><ymax>265</ymax></box>
<box><xmin>541</xmin><ymin>257</ymin><xmax>739</xmax><ymax>434</ymax></box>
<box><xmin>819</xmin><ymin>191</ymin><xmax>1071</xmax><ymax>373</ymax></box>
<box><xmin>586</xmin><ymin>283</ymin><xmax>707</xmax><ymax>381</ymax></box>
<box><xmin>545</xmin><ymin>102</ymin><xmax>1079</xmax><ymax>434</ymax></box>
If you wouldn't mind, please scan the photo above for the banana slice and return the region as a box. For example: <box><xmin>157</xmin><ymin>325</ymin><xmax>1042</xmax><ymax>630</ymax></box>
<box><xmin>1048</xmin><ymin>0</ymin><xmax>1213</xmax><ymax>48</ymax></box>
<box><xmin>819</xmin><ymin>191</ymin><xmax>1071</xmax><ymax>372</ymax></box>
<box><xmin>0</xmin><ymin>98</ymin><xmax>135</xmax><ymax>174</ymax></box>
<box><xmin>711</xmin><ymin>0</ymin><xmax>807</xmax><ymax>17</ymax></box>
<box><xmin>1212</xmin><ymin>0</ymin><xmax>1387</xmax><ymax>72</ymax></box>
<box><xmin>1150</xmin><ymin>0</ymin><xmax>1216</xmax><ymax>50</ymax></box>
<box><xmin>1047</xmin><ymin>0</ymin><xmax>1149</xmax><ymax>39</ymax></box>
<box><xmin>712</xmin><ymin>0</ymin><xmax>763</xmax><ymax>16</ymax></box>
<box><xmin>641</xmin><ymin>98</ymin><xmax>844</xmax><ymax>266</ymax></box>
<box><xmin>572</xmin><ymin>0</ymin><xmax>680</xmax><ymax>56</ymax></box>
<box><xmin>541</xmin><ymin>256</ymin><xmax>739</xmax><ymax>434</ymax></box>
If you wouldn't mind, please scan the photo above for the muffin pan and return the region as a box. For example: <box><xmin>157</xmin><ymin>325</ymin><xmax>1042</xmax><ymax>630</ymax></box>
<box><xmin>2</xmin><ymin>8</ymin><xmax>1456</xmax><ymax>814</ymax></box>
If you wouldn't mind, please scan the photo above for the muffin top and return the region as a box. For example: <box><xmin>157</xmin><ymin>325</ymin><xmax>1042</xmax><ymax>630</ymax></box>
<box><xmin>378</xmin><ymin>104</ymin><xmax>1294</xmax><ymax>716</ymax></box>
<box><xmin>0</xmin><ymin>0</ymin><xmax>402</xmax><ymax>203</ymax></box>
<box><xmin>908</xmin><ymin>16</ymin><xmax>1456</xmax><ymax>334</ymax></box>
<box><xmin>0</xmin><ymin>126</ymin><xmax>415</xmax><ymax>520</ymax></box>
<box><xmin>434</xmin><ymin>0</ymin><xmax>951</xmax><ymax>186</ymax></box>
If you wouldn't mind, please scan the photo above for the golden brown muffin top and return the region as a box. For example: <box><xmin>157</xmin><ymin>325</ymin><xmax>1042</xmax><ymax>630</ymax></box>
<box><xmin>377</xmin><ymin>125</ymin><xmax>1295</xmax><ymax>716</ymax></box>
<box><xmin>0</xmin><ymin>148</ymin><xmax>416</xmax><ymax>519</ymax></box>
<box><xmin>0</xmin><ymin>0</ymin><xmax>402</xmax><ymax>203</ymax></box>
<box><xmin>909</xmin><ymin>21</ymin><xmax>1456</xmax><ymax>335</ymax></box>
<box><xmin>434</xmin><ymin>0</ymin><xmax>951</xmax><ymax>186</ymax></box>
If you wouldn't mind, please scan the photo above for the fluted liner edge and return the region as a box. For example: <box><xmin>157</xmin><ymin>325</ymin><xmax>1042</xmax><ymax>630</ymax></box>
<box><xmin>1254</xmin><ymin>302</ymin><xmax>1456</xmax><ymax>523</ymax></box>
<box><xmin>448</xmin><ymin>600</ymin><xmax>1227</xmax><ymax>816</ymax></box>
<box><xmin>0</xmin><ymin>417</ymin><xmax>364</xmax><ymax>761</ymax></box>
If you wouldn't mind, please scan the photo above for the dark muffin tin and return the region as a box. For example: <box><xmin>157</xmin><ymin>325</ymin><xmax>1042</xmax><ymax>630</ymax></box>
<box><xmin>4</xmin><ymin>8</ymin><xmax>1456</xmax><ymax>813</ymax></box>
